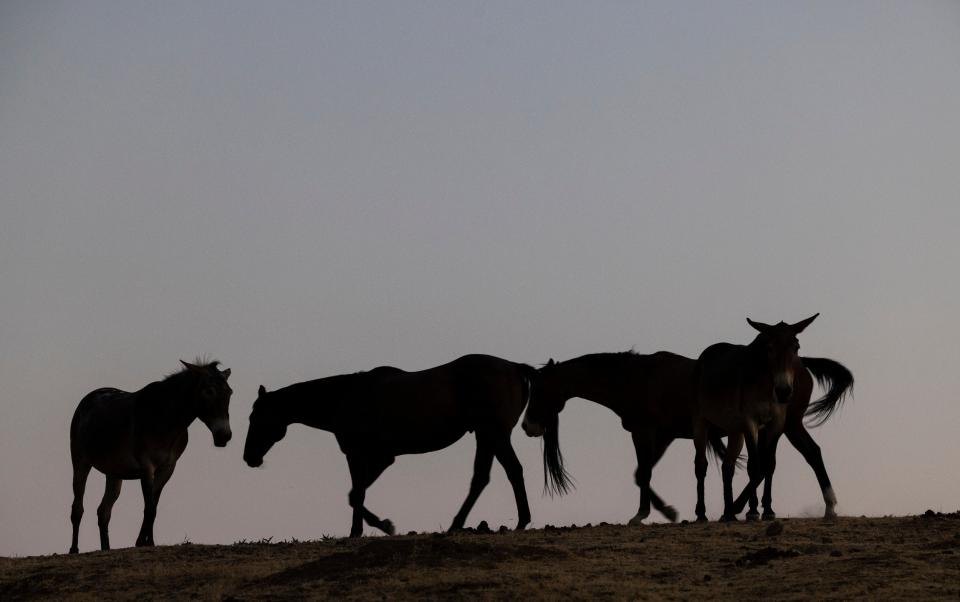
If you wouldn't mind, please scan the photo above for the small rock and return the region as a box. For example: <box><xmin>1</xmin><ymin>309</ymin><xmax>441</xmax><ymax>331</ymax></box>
<box><xmin>830</xmin><ymin>550</ymin><xmax>842</xmax><ymax>557</ymax></box>
<box><xmin>703</xmin><ymin>574</ymin><xmax>712</xmax><ymax>582</ymax></box>
<box><xmin>498</xmin><ymin>525</ymin><xmax>509</xmax><ymax>533</ymax></box>
<box><xmin>406</xmin><ymin>531</ymin><xmax>418</xmax><ymax>536</ymax></box>
<box><xmin>765</xmin><ymin>521</ymin><xmax>784</xmax><ymax>537</ymax></box>
<box><xmin>477</xmin><ymin>520</ymin><xmax>492</xmax><ymax>534</ymax></box>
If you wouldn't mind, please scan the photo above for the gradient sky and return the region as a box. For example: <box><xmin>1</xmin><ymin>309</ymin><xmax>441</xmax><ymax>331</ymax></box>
<box><xmin>2</xmin><ymin>1</ymin><xmax>959</xmax><ymax>557</ymax></box>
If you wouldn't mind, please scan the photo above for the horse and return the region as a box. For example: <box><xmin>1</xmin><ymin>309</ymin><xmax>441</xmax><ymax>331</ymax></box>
<box><xmin>739</xmin><ymin>354</ymin><xmax>852</xmax><ymax>520</ymax></box>
<box><xmin>693</xmin><ymin>314</ymin><xmax>843</xmax><ymax>522</ymax></box>
<box><xmin>520</xmin><ymin>346</ymin><xmax>852</xmax><ymax>524</ymax></box>
<box><xmin>242</xmin><ymin>354</ymin><xmax>536</xmax><ymax>537</ymax></box>
<box><xmin>69</xmin><ymin>360</ymin><xmax>233</xmax><ymax>553</ymax></box>
<box><xmin>519</xmin><ymin>351</ymin><xmax>729</xmax><ymax>525</ymax></box>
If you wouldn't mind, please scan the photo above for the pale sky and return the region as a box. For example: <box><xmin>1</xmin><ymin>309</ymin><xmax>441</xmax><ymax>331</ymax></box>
<box><xmin>2</xmin><ymin>1</ymin><xmax>959</xmax><ymax>557</ymax></box>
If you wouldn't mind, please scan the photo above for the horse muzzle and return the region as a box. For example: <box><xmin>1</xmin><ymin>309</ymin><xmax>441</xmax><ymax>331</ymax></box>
<box><xmin>213</xmin><ymin>429</ymin><xmax>232</xmax><ymax>447</ymax></box>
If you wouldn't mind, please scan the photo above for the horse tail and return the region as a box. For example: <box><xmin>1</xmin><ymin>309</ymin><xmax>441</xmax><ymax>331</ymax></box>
<box><xmin>802</xmin><ymin>356</ymin><xmax>854</xmax><ymax>427</ymax></box>
<box><xmin>705</xmin><ymin>429</ymin><xmax>745</xmax><ymax>469</ymax></box>
<box><xmin>542</xmin><ymin>417</ymin><xmax>575</xmax><ymax>497</ymax></box>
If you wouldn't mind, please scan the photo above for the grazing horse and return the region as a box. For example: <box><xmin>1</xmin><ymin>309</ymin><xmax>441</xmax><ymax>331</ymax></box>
<box><xmin>519</xmin><ymin>351</ymin><xmax>729</xmax><ymax>525</ymax></box>
<box><xmin>242</xmin><ymin>354</ymin><xmax>535</xmax><ymax>537</ymax></box>
<box><xmin>69</xmin><ymin>360</ymin><xmax>233</xmax><ymax>553</ymax></box>
<box><xmin>693</xmin><ymin>314</ymin><xmax>820</xmax><ymax>522</ymax></box>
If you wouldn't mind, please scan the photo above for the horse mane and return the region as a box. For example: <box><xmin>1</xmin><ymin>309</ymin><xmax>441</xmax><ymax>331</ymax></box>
<box><xmin>261</xmin><ymin>366</ymin><xmax>403</xmax><ymax>407</ymax></box>
<box><xmin>542</xmin><ymin>350</ymin><xmax>639</xmax><ymax>369</ymax></box>
<box><xmin>164</xmin><ymin>357</ymin><xmax>221</xmax><ymax>381</ymax></box>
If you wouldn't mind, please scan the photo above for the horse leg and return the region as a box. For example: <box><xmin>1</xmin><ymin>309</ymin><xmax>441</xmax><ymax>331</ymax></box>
<box><xmin>693</xmin><ymin>421</ymin><xmax>709</xmax><ymax>522</ymax></box>
<box><xmin>720</xmin><ymin>432</ymin><xmax>745</xmax><ymax>522</ymax></box>
<box><xmin>628</xmin><ymin>430</ymin><xmax>655</xmax><ymax>526</ymax></box>
<box><xmin>449</xmin><ymin>433</ymin><xmax>495</xmax><ymax>531</ymax></box>
<box><xmin>760</xmin><ymin>434</ymin><xmax>782</xmax><ymax>520</ymax></box>
<box><xmin>492</xmin><ymin>436</ymin><xmax>531</xmax><ymax>530</ymax></box>
<box><xmin>732</xmin><ymin>430</ymin><xmax>770</xmax><ymax>516</ymax></box>
<box><xmin>744</xmin><ymin>440</ymin><xmax>766</xmax><ymax>521</ymax></box>
<box><xmin>346</xmin><ymin>453</ymin><xmax>396</xmax><ymax>537</ymax></box>
<box><xmin>69</xmin><ymin>459</ymin><xmax>91</xmax><ymax>554</ymax></box>
<box><xmin>647</xmin><ymin>434</ymin><xmax>678</xmax><ymax>522</ymax></box>
<box><xmin>785</xmin><ymin>423</ymin><xmax>837</xmax><ymax>519</ymax></box>
<box><xmin>135</xmin><ymin>468</ymin><xmax>156</xmax><ymax>547</ymax></box>
<box><xmin>151</xmin><ymin>463</ymin><xmax>175</xmax><ymax>507</ymax></box>
<box><xmin>359</xmin><ymin>456</ymin><xmax>395</xmax><ymax>534</ymax></box>
<box><xmin>97</xmin><ymin>477</ymin><xmax>122</xmax><ymax>551</ymax></box>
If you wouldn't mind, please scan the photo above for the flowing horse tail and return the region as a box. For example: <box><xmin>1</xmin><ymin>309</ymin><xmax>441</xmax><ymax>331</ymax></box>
<box><xmin>542</xmin><ymin>418</ymin><xmax>575</xmax><ymax>497</ymax></box>
<box><xmin>706</xmin><ymin>429</ymin><xmax>744</xmax><ymax>467</ymax></box>
<box><xmin>520</xmin><ymin>364</ymin><xmax>575</xmax><ymax>497</ymax></box>
<box><xmin>802</xmin><ymin>356</ymin><xmax>854</xmax><ymax>427</ymax></box>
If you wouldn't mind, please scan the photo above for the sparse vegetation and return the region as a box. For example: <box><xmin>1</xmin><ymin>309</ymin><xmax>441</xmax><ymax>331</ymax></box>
<box><xmin>2</xmin><ymin>515</ymin><xmax>959</xmax><ymax>600</ymax></box>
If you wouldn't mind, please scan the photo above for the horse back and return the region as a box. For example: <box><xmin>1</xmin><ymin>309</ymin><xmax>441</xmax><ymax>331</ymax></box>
<box><xmin>632</xmin><ymin>351</ymin><xmax>697</xmax><ymax>423</ymax></box>
<box><xmin>71</xmin><ymin>388</ymin><xmax>139</xmax><ymax>474</ymax></box>
<box><xmin>344</xmin><ymin>354</ymin><xmax>529</xmax><ymax>449</ymax></box>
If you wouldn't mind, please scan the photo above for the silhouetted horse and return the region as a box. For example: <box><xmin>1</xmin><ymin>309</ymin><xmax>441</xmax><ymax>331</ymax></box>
<box><xmin>693</xmin><ymin>315</ymin><xmax>851</xmax><ymax>522</ymax></box>
<box><xmin>740</xmin><ymin>355</ymin><xmax>852</xmax><ymax>520</ymax></box>
<box><xmin>69</xmin><ymin>360</ymin><xmax>233</xmax><ymax>553</ymax></box>
<box><xmin>520</xmin><ymin>351</ymin><xmax>728</xmax><ymax>524</ymax></box>
<box><xmin>522</xmin><ymin>346</ymin><xmax>852</xmax><ymax>524</ymax></box>
<box><xmin>243</xmin><ymin>354</ymin><xmax>535</xmax><ymax>537</ymax></box>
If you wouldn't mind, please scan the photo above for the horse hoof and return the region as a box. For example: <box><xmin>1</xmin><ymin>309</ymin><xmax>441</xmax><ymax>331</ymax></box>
<box><xmin>719</xmin><ymin>514</ymin><xmax>739</xmax><ymax>523</ymax></box>
<box><xmin>695</xmin><ymin>515</ymin><xmax>709</xmax><ymax>523</ymax></box>
<box><xmin>824</xmin><ymin>508</ymin><xmax>838</xmax><ymax>520</ymax></box>
<box><xmin>69</xmin><ymin>547</ymin><xmax>79</xmax><ymax>555</ymax></box>
<box><xmin>627</xmin><ymin>515</ymin><xmax>646</xmax><ymax>527</ymax></box>
<box><xmin>662</xmin><ymin>506</ymin><xmax>679</xmax><ymax>523</ymax></box>
<box><xmin>381</xmin><ymin>520</ymin><xmax>396</xmax><ymax>536</ymax></box>
<box><xmin>745</xmin><ymin>511</ymin><xmax>760</xmax><ymax>522</ymax></box>
<box><xmin>762</xmin><ymin>511</ymin><xmax>777</xmax><ymax>521</ymax></box>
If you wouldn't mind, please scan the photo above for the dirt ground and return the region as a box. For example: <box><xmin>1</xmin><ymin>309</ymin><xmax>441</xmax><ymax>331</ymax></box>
<box><xmin>2</xmin><ymin>513</ymin><xmax>959</xmax><ymax>600</ymax></box>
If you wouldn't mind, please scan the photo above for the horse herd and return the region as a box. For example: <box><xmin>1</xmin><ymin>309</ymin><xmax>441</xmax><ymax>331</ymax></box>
<box><xmin>68</xmin><ymin>314</ymin><xmax>852</xmax><ymax>554</ymax></box>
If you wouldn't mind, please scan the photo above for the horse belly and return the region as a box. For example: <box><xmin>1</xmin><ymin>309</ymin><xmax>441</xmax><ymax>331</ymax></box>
<box><xmin>367</xmin><ymin>400</ymin><xmax>467</xmax><ymax>455</ymax></box>
<box><xmin>391</xmin><ymin>430</ymin><xmax>467</xmax><ymax>455</ymax></box>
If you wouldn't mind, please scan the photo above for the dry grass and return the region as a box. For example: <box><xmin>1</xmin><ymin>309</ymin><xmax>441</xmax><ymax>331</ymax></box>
<box><xmin>2</xmin><ymin>514</ymin><xmax>959</xmax><ymax>600</ymax></box>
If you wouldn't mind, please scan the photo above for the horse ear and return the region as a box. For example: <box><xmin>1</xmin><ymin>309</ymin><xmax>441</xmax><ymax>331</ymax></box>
<box><xmin>547</xmin><ymin>359</ymin><xmax>556</xmax><ymax>366</ymax></box>
<box><xmin>221</xmin><ymin>368</ymin><xmax>231</xmax><ymax>380</ymax></box>
<box><xmin>180</xmin><ymin>359</ymin><xmax>197</xmax><ymax>370</ymax></box>
<box><xmin>790</xmin><ymin>313</ymin><xmax>819</xmax><ymax>334</ymax></box>
<box><xmin>258</xmin><ymin>385</ymin><xmax>267</xmax><ymax>397</ymax></box>
<box><xmin>746</xmin><ymin>318</ymin><xmax>771</xmax><ymax>333</ymax></box>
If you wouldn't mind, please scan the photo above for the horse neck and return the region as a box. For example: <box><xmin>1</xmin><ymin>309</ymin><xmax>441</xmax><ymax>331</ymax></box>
<box><xmin>138</xmin><ymin>373</ymin><xmax>201</xmax><ymax>433</ymax></box>
<box><xmin>740</xmin><ymin>343</ymin><xmax>776</xmax><ymax>388</ymax></box>
<box><xmin>272</xmin><ymin>378</ymin><xmax>351</xmax><ymax>432</ymax></box>
<box><xmin>550</xmin><ymin>356</ymin><xmax>628</xmax><ymax>414</ymax></box>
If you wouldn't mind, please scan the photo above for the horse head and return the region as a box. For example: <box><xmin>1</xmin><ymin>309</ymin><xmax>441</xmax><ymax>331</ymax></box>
<box><xmin>746</xmin><ymin>313</ymin><xmax>818</xmax><ymax>404</ymax></box>
<box><xmin>181</xmin><ymin>360</ymin><xmax>233</xmax><ymax>447</ymax></box>
<box><xmin>521</xmin><ymin>359</ymin><xmax>565</xmax><ymax>438</ymax></box>
<box><xmin>243</xmin><ymin>385</ymin><xmax>288</xmax><ymax>467</ymax></box>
